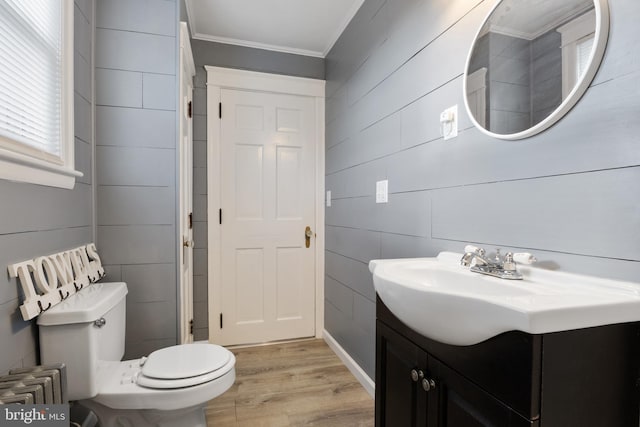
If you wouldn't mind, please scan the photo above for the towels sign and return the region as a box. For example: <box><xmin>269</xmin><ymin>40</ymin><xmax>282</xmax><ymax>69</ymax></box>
<box><xmin>7</xmin><ymin>243</ymin><xmax>105</xmax><ymax>320</ymax></box>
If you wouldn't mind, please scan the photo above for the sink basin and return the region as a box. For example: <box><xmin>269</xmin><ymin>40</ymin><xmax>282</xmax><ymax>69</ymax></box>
<box><xmin>370</xmin><ymin>252</ymin><xmax>640</xmax><ymax>346</ymax></box>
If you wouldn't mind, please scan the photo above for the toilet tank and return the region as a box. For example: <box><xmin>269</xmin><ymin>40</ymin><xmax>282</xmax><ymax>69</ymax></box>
<box><xmin>38</xmin><ymin>282</ymin><xmax>128</xmax><ymax>401</ymax></box>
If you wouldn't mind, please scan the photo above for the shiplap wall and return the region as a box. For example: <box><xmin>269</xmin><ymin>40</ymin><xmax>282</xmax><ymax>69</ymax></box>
<box><xmin>192</xmin><ymin>65</ymin><xmax>208</xmax><ymax>341</ymax></box>
<box><xmin>0</xmin><ymin>0</ymin><xmax>95</xmax><ymax>375</ymax></box>
<box><xmin>95</xmin><ymin>0</ymin><xmax>179</xmax><ymax>358</ymax></box>
<box><xmin>325</xmin><ymin>0</ymin><xmax>640</xmax><ymax>379</ymax></box>
<box><xmin>189</xmin><ymin>39</ymin><xmax>325</xmax><ymax>340</ymax></box>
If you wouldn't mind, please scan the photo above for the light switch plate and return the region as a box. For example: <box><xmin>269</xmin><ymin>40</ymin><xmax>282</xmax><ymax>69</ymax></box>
<box><xmin>376</xmin><ymin>180</ymin><xmax>388</xmax><ymax>204</ymax></box>
<box><xmin>441</xmin><ymin>105</ymin><xmax>458</xmax><ymax>140</ymax></box>
<box><xmin>326</xmin><ymin>190</ymin><xmax>331</xmax><ymax>207</ymax></box>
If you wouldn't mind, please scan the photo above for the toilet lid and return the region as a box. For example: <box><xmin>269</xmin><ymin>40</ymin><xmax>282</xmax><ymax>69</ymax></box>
<box><xmin>142</xmin><ymin>344</ymin><xmax>231</xmax><ymax>380</ymax></box>
<box><xmin>136</xmin><ymin>344</ymin><xmax>234</xmax><ymax>390</ymax></box>
<box><xmin>136</xmin><ymin>359</ymin><xmax>234</xmax><ymax>389</ymax></box>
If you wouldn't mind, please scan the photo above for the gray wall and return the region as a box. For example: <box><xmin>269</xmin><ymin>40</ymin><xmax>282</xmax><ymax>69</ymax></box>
<box><xmin>531</xmin><ymin>30</ymin><xmax>562</xmax><ymax>125</ymax></box>
<box><xmin>95</xmin><ymin>0</ymin><xmax>179</xmax><ymax>358</ymax></box>
<box><xmin>192</xmin><ymin>65</ymin><xmax>208</xmax><ymax>341</ymax></box>
<box><xmin>325</xmin><ymin>0</ymin><xmax>640</xmax><ymax>380</ymax></box>
<box><xmin>179</xmin><ymin>0</ymin><xmax>188</xmax><ymax>22</ymax></box>
<box><xmin>191</xmin><ymin>40</ymin><xmax>325</xmax><ymax>81</ymax></box>
<box><xmin>487</xmin><ymin>33</ymin><xmax>531</xmax><ymax>134</ymax></box>
<box><xmin>470</xmin><ymin>30</ymin><xmax>562</xmax><ymax>134</ymax></box>
<box><xmin>190</xmin><ymin>39</ymin><xmax>325</xmax><ymax>341</ymax></box>
<box><xmin>0</xmin><ymin>0</ymin><xmax>95</xmax><ymax>375</ymax></box>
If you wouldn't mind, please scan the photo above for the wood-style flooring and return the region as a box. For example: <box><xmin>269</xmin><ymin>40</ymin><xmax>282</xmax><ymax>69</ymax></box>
<box><xmin>206</xmin><ymin>339</ymin><xmax>374</xmax><ymax>426</ymax></box>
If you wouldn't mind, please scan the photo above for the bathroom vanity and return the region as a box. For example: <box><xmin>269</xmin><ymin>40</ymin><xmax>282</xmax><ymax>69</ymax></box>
<box><xmin>376</xmin><ymin>297</ymin><xmax>640</xmax><ymax>427</ymax></box>
<box><xmin>372</xmin><ymin>0</ymin><xmax>624</xmax><ymax>421</ymax></box>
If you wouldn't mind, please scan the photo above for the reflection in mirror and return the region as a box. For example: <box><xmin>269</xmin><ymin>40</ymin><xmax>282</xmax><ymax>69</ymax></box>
<box><xmin>464</xmin><ymin>0</ymin><xmax>608</xmax><ymax>139</ymax></box>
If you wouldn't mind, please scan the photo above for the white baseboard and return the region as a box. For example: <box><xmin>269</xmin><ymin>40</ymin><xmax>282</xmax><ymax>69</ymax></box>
<box><xmin>323</xmin><ymin>329</ymin><xmax>375</xmax><ymax>398</ymax></box>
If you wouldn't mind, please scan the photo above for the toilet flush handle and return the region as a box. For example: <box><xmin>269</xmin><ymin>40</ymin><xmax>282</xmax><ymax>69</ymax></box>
<box><xmin>94</xmin><ymin>317</ymin><xmax>106</xmax><ymax>328</ymax></box>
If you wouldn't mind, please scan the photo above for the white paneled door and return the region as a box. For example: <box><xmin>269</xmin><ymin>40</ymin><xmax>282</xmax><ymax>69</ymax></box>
<box><xmin>179</xmin><ymin>23</ymin><xmax>195</xmax><ymax>344</ymax></box>
<box><xmin>218</xmin><ymin>88</ymin><xmax>316</xmax><ymax>345</ymax></box>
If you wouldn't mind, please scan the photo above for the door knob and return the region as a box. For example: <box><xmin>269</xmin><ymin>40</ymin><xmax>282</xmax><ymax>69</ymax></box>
<box><xmin>305</xmin><ymin>226</ymin><xmax>313</xmax><ymax>248</ymax></box>
<box><xmin>183</xmin><ymin>239</ymin><xmax>194</xmax><ymax>248</ymax></box>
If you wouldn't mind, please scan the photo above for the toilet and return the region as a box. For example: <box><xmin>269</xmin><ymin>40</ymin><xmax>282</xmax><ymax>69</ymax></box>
<box><xmin>37</xmin><ymin>282</ymin><xmax>235</xmax><ymax>427</ymax></box>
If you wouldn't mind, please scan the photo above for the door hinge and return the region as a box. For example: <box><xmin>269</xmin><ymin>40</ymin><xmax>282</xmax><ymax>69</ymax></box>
<box><xmin>188</xmin><ymin>212</ymin><xmax>193</xmax><ymax>229</ymax></box>
<box><xmin>219</xmin><ymin>102</ymin><xmax>222</xmax><ymax>119</ymax></box>
<box><xmin>219</xmin><ymin>208</ymin><xmax>222</xmax><ymax>225</ymax></box>
<box><xmin>219</xmin><ymin>313</ymin><xmax>223</xmax><ymax>329</ymax></box>
<box><xmin>187</xmin><ymin>100</ymin><xmax>193</xmax><ymax>118</ymax></box>
<box><xmin>189</xmin><ymin>319</ymin><xmax>194</xmax><ymax>335</ymax></box>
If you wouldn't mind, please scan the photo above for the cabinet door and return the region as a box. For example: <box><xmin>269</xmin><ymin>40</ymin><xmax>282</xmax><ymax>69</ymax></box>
<box><xmin>429</xmin><ymin>357</ymin><xmax>534</xmax><ymax>427</ymax></box>
<box><xmin>376</xmin><ymin>321</ymin><xmax>434</xmax><ymax>427</ymax></box>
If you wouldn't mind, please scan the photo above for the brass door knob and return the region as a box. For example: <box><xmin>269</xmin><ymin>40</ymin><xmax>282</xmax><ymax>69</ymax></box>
<box><xmin>305</xmin><ymin>226</ymin><xmax>313</xmax><ymax>248</ymax></box>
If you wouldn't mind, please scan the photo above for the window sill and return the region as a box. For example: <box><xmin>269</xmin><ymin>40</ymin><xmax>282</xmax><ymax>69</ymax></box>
<box><xmin>0</xmin><ymin>148</ymin><xmax>83</xmax><ymax>189</ymax></box>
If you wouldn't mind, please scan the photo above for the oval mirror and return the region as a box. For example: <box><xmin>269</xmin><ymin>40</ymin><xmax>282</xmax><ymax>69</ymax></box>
<box><xmin>463</xmin><ymin>0</ymin><xmax>609</xmax><ymax>140</ymax></box>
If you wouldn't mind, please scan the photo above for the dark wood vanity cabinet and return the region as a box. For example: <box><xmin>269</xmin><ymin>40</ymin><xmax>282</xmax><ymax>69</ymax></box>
<box><xmin>377</xmin><ymin>321</ymin><xmax>533</xmax><ymax>427</ymax></box>
<box><xmin>376</xmin><ymin>297</ymin><xmax>640</xmax><ymax>427</ymax></box>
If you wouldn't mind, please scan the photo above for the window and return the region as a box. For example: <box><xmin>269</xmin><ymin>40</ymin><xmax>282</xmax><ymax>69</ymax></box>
<box><xmin>0</xmin><ymin>0</ymin><xmax>80</xmax><ymax>189</ymax></box>
<box><xmin>557</xmin><ymin>9</ymin><xmax>596</xmax><ymax>100</ymax></box>
<box><xmin>575</xmin><ymin>35</ymin><xmax>595</xmax><ymax>81</ymax></box>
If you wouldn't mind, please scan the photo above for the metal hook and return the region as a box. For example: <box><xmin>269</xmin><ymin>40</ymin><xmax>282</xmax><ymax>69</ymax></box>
<box><xmin>74</xmin><ymin>281</ymin><xmax>84</xmax><ymax>292</ymax></box>
<box><xmin>58</xmin><ymin>289</ymin><xmax>70</xmax><ymax>300</ymax></box>
<box><xmin>37</xmin><ymin>300</ymin><xmax>52</xmax><ymax>313</ymax></box>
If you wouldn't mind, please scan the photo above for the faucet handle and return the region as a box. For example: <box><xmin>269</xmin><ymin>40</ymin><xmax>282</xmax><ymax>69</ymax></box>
<box><xmin>513</xmin><ymin>253</ymin><xmax>537</xmax><ymax>264</ymax></box>
<box><xmin>464</xmin><ymin>245</ymin><xmax>484</xmax><ymax>255</ymax></box>
<box><xmin>464</xmin><ymin>245</ymin><xmax>479</xmax><ymax>253</ymax></box>
<box><xmin>502</xmin><ymin>252</ymin><xmax>516</xmax><ymax>271</ymax></box>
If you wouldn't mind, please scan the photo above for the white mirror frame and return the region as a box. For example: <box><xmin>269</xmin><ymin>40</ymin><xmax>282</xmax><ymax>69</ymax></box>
<box><xmin>463</xmin><ymin>0</ymin><xmax>610</xmax><ymax>140</ymax></box>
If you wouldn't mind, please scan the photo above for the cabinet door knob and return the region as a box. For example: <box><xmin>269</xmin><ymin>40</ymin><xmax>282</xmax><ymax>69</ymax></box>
<box><xmin>422</xmin><ymin>378</ymin><xmax>436</xmax><ymax>392</ymax></box>
<box><xmin>410</xmin><ymin>369</ymin><xmax>424</xmax><ymax>382</ymax></box>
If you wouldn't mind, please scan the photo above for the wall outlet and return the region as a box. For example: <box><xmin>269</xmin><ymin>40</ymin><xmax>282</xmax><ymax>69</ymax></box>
<box><xmin>326</xmin><ymin>190</ymin><xmax>332</xmax><ymax>207</ymax></box>
<box><xmin>440</xmin><ymin>105</ymin><xmax>458</xmax><ymax>140</ymax></box>
<box><xmin>376</xmin><ymin>180</ymin><xmax>388</xmax><ymax>204</ymax></box>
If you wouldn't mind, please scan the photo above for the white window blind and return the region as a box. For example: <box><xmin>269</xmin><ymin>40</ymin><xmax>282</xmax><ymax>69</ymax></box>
<box><xmin>557</xmin><ymin>9</ymin><xmax>596</xmax><ymax>101</ymax></box>
<box><xmin>0</xmin><ymin>0</ymin><xmax>79</xmax><ymax>189</ymax></box>
<box><xmin>576</xmin><ymin>35</ymin><xmax>595</xmax><ymax>82</ymax></box>
<box><xmin>0</xmin><ymin>0</ymin><xmax>63</xmax><ymax>160</ymax></box>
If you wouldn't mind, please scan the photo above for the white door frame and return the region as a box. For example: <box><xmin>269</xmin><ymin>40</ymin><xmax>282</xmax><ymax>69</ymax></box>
<box><xmin>178</xmin><ymin>22</ymin><xmax>195</xmax><ymax>344</ymax></box>
<box><xmin>205</xmin><ymin>66</ymin><xmax>325</xmax><ymax>344</ymax></box>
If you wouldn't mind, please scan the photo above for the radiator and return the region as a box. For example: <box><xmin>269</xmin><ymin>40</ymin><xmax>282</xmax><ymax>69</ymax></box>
<box><xmin>0</xmin><ymin>364</ymin><xmax>67</xmax><ymax>405</ymax></box>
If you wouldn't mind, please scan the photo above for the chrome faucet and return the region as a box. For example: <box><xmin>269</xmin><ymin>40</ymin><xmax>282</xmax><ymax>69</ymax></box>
<box><xmin>460</xmin><ymin>245</ymin><xmax>536</xmax><ymax>280</ymax></box>
<box><xmin>461</xmin><ymin>246</ymin><xmax>490</xmax><ymax>267</ymax></box>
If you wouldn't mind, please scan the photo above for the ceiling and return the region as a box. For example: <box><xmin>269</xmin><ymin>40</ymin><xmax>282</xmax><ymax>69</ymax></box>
<box><xmin>185</xmin><ymin>0</ymin><xmax>365</xmax><ymax>58</ymax></box>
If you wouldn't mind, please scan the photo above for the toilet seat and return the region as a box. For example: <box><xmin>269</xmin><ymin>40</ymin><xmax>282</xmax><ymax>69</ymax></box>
<box><xmin>92</xmin><ymin>346</ymin><xmax>236</xmax><ymax>411</ymax></box>
<box><xmin>136</xmin><ymin>344</ymin><xmax>231</xmax><ymax>389</ymax></box>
